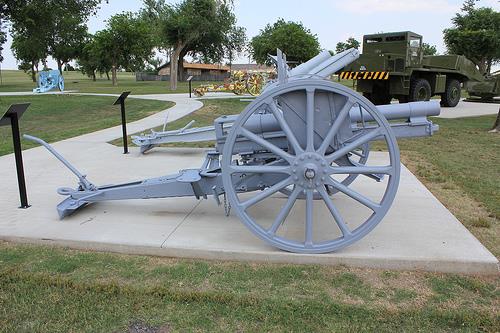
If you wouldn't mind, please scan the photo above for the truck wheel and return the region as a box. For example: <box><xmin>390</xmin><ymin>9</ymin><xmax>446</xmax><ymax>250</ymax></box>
<box><xmin>409</xmin><ymin>78</ymin><xmax>431</xmax><ymax>102</ymax></box>
<box><xmin>440</xmin><ymin>79</ymin><xmax>461</xmax><ymax>107</ymax></box>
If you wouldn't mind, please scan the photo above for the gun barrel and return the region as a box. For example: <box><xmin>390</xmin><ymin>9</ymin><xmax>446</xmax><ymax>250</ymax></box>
<box><xmin>349</xmin><ymin>101</ymin><xmax>441</xmax><ymax>122</ymax></box>
<box><xmin>289</xmin><ymin>48</ymin><xmax>360</xmax><ymax>79</ymax></box>
<box><xmin>289</xmin><ymin>50</ymin><xmax>332</xmax><ymax>77</ymax></box>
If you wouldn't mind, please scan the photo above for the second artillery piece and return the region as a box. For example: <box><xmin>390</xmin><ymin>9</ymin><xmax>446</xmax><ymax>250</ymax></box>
<box><xmin>26</xmin><ymin>48</ymin><xmax>440</xmax><ymax>254</ymax></box>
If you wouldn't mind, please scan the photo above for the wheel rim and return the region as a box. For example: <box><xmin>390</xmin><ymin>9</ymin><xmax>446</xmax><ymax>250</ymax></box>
<box><xmin>221</xmin><ymin>80</ymin><xmax>400</xmax><ymax>253</ymax></box>
<box><xmin>417</xmin><ymin>86</ymin><xmax>428</xmax><ymax>100</ymax></box>
<box><xmin>451</xmin><ymin>87</ymin><xmax>459</xmax><ymax>101</ymax></box>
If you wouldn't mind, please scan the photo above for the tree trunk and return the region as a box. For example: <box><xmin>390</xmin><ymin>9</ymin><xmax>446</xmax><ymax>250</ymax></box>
<box><xmin>111</xmin><ymin>64</ymin><xmax>117</xmax><ymax>86</ymax></box>
<box><xmin>106</xmin><ymin>71</ymin><xmax>110</xmax><ymax>80</ymax></box>
<box><xmin>490</xmin><ymin>109</ymin><xmax>500</xmax><ymax>133</ymax></box>
<box><xmin>31</xmin><ymin>61</ymin><xmax>36</xmax><ymax>82</ymax></box>
<box><xmin>170</xmin><ymin>42</ymin><xmax>186</xmax><ymax>90</ymax></box>
<box><xmin>57</xmin><ymin>60</ymin><xmax>63</xmax><ymax>75</ymax></box>
<box><xmin>92</xmin><ymin>71</ymin><xmax>96</xmax><ymax>81</ymax></box>
<box><xmin>177</xmin><ymin>48</ymin><xmax>188</xmax><ymax>82</ymax></box>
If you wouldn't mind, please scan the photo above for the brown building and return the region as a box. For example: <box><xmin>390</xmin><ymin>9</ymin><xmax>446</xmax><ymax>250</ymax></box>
<box><xmin>158</xmin><ymin>62</ymin><xmax>230</xmax><ymax>79</ymax></box>
<box><xmin>230</xmin><ymin>64</ymin><xmax>275</xmax><ymax>73</ymax></box>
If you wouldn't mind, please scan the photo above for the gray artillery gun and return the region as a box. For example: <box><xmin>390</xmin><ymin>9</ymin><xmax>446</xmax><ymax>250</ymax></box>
<box><xmin>25</xmin><ymin>49</ymin><xmax>440</xmax><ymax>254</ymax></box>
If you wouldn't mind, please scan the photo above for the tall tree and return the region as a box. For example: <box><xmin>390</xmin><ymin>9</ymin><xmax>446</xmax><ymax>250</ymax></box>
<box><xmin>250</xmin><ymin>19</ymin><xmax>320</xmax><ymax>66</ymax></box>
<box><xmin>443</xmin><ymin>0</ymin><xmax>500</xmax><ymax>74</ymax></box>
<box><xmin>146</xmin><ymin>0</ymin><xmax>239</xmax><ymax>90</ymax></box>
<box><xmin>11</xmin><ymin>30</ymin><xmax>47</xmax><ymax>82</ymax></box>
<box><xmin>223</xmin><ymin>26</ymin><xmax>246</xmax><ymax>70</ymax></box>
<box><xmin>422</xmin><ymin>43</ymin><xmax>438</xmax><ymax>56</ymax></box>
<box><xmin>96</xmin><ymin>13</ymin><xmax>155</xmax><ymax>86</ymax></box>
<box><xmin>3</xmin><ymin>0</ymin><xmax>103</xmax><ymax>80</ymax></box>
<box><xmin>49</xmin><ymin>16</ymin><xmax>88</xmax><ymax>74</ymax></box>
<box><xmin>335</xmin><ymin>37</ymin><xmax>360</xmax><ymax>53</ymax></box>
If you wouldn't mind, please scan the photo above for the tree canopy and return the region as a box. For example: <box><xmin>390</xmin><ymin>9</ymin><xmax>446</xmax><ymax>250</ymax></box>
<box><xmin>335</xmin><ymin>37</ymin><xmax>360</xmax><ymax>53</ymax></box>
<box><xmin>250</xmin><ymin>19</ymin><xmax>320</xmax><ymax>66</ymax></box>
<box><xmin>443</xmin><ymin>0</ymin><xmax>500</xmax><ymax>74</ymax></box>
<box><xmin>422</xmin><ymin>43</ymin><xmax>438</xmax><ymax>56</ymax></box>
<box><xmin>3</xmin><ymin>0</ymin><xmax>102</xmax><ymax>79</ymax></box>
<box><xmin>95</xmin><ymin>13</ymin><xmax>155</xmax><ymax>86</ymax></box>
<box><xmin>144</xmin><ymin>0</ymin><xmax>243</xmax><ymax>90</ymax></box>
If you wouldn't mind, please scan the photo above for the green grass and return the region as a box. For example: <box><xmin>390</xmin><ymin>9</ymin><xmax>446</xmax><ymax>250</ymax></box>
<box><xmin>0</xmin><ymin>69</ymin><xmax>219</xmax><ymax>94</ymax></box>
<box><xmin>0</xmin><ymin>242</ymin><xmax>498</xmax><ymax>332</ymax></box>
<box><xmin>0</xmin><ymin>94</ymin><xmax>173</xmax><ymax>155</ymax></box>
<box><xmin>112</xmin><ymin>98</ymin><xmax>250</xmax><ymax>148</ymax></box>
<box><xmin>0</xmin><ymin>70</ymin><xmax>356</xmax><ymax>95</ymax></box>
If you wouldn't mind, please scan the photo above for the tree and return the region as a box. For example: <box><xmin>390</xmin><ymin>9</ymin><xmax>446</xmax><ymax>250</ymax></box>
<box><xmin>11</xmin><ymin>30</ymin><xmax>47</xmax><ymax>82</ymax></box>
<box><xmin>146</xmin><ymin>0</ymin><xmax>240</xmax><ymax>90</ymax></box>
<box><xmin>422</xmin><ymin>43</ymin><xmax>438</xmax><ymax>56</ymax></box>
<box><xmin>250</xmin><ymin>19</ymin><xmax>320</xmax><ymax>66</ymax></box>
<box><xmin>335</xmin><ymin>37</ymin><xmax>360</xmax><ymax>53</ymax></box>
<box><xmin>490</xmin><ymin>110</ymin><xmax>499</xmax><ymax>133</ymax></box>
<box><xmin>223</xmin><ymin>26</ymin><xmax>246</xmax><ymax>70</ymax></box>
<box><xmin>96</xmin><ymin>13</ymin><xmax>155</xmax><ymax>86</ymax></box>
<box><xmin>3</xmin><ymin>0</ymin><xmax>103</xmax><ymax>80</ymax></box>
<box><xmin>443</xmin><ymin>0</ymin><xmax>500</xmax><ymax>74</ymax></box>
<box><xmin>77</xmin><ymin>36</ymin><xmax>101</xmax><ymax>81</ymax></box>
<box><xmin>48</xmin><ymin>16</ymin><xmax>88</xmax><ymax>74</ymax></box>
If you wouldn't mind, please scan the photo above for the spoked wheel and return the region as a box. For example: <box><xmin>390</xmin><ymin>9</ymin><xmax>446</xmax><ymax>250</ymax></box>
<box><xmin>221</xmin><ymin>80</ymin><xmax>400</xmax><ymax>253</ymax></box>
<box><xmin>246</xmin><ymin>73</ymin><xmax>265</xmax><ymax>96</ymax></box>
<box><xmin>58</xmin><ymin>76</ymin><xmax>65</xmax><ymax>91</ymax></box>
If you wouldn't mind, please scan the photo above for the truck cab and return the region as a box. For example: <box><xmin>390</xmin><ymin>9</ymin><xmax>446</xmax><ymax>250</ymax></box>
<box><xmin>345</xmin><ymin>31</ymin><xmax>481</xmax><ymax>107</ymax></box>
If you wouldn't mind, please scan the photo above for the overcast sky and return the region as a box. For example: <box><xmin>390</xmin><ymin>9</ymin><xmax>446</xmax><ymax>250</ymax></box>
<box><xmin>1</xmin><ymin>0</ymin><xmax>499</xmax><ymax>69</ymax></box>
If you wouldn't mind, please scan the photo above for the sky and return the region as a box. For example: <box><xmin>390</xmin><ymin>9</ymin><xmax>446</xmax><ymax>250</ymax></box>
<box><xmin>1</xmin><ymin>0</ymin><xmax>499</xmax><ymax>70</ymax></box>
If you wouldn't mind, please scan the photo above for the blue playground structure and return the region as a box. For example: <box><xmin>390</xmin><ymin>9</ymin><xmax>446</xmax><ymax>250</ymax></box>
<box><xmin>33</xmin><ymin>70</ymin><xmax>65</xmax><ymax>93</ymax></box>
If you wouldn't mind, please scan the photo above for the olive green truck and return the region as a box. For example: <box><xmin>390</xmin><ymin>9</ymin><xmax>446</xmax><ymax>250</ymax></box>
<box><xmin>343</xmin><ymin>31</ymin><xmax>486</xmax><ymax>107</ymax></box>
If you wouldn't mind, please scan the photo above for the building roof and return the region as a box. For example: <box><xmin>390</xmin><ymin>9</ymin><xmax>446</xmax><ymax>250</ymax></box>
<box><xmin>231</xmin><ymin>64</ymin><xmax>274</xmax><ymax>72</ymax></box>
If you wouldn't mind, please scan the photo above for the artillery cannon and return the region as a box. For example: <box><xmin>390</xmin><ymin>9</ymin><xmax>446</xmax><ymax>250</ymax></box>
<box><xmin>25</xmin><ymin>48</ymin><xmax>440</xmax><ymax>253</ymax></box>
<box><xmin>33</xmin><ymin>70</ymin><xmax>65</xmax><ymax>93</ymax></box>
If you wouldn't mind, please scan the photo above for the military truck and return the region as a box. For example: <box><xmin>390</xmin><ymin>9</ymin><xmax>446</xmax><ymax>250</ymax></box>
<box><xmin>343</xmin><ymin>31</ymin><xmax>484</xmax><ymax>107</ymax></box>
<box><xmin>465</xmin><ymin>70</ymin><xmax>500</xmax><ymax>100</ymax></box>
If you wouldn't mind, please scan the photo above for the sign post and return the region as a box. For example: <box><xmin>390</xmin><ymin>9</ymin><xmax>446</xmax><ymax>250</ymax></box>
<box><xmin>187</xmin><ymin>76</ymin><xmax>194</xmax><ymax>98</ymax></box>
<box><xmin>113</xmin><ymin>91</ymin><xmax>131</xmax><ymax>154</ymax></box>
<box><xmin>0</xmin><ymin>103</ymin><xmax>31</xmax><ymax>208</ymax></box>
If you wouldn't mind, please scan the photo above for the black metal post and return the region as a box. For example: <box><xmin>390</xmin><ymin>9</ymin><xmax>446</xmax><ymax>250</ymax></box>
<box><xmin>9</xmin><ymin>113</ymin><xmax>29</xmax><ymax>208</ymax></box>
<box><xmin>113</xmin><ymin>91</ymin><xmax>131</xmax><ymax>155</ymax></box>
<box><xmin>120</xmin><ymin>99</ymin><xmax>128</xmax><ymax>154</ymax></box>
<box><xmin>189</xmin><ymin>79</ymin><xmax>192</xmax><ymax>98</ymax></box>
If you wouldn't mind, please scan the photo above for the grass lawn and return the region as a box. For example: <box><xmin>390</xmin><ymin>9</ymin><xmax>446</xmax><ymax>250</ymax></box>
<box><xmin>0</xmin><ymin>94</ymin><xmax>173</xmax><ymax>155</ymax></box>
<box><xmin>0</xmin><ymin>241</ymin><xmax>498</xmax><ymax>332</ymax></box>
<box><xmin>0</xmin><ymin>70</ymin><xmax>357</xmax><ymax>95</ymax></box>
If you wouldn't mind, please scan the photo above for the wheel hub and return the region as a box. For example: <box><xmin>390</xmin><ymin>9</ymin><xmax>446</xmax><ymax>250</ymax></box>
<box><xmin>292</xmin><ymin>153</ymin><xmax>328</xmax><ymax>189</ymax></box>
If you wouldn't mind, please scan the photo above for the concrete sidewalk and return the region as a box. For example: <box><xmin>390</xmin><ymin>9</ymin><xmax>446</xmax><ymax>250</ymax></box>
<box><xmin>0</xmin><ymin>144</ymin><xmax>497</xmax><ymax>274</ymax></box>
<box><xmin>0</xmin><ymin>91</ymin><xmax>497</xmax><ymax>274</ymax></box>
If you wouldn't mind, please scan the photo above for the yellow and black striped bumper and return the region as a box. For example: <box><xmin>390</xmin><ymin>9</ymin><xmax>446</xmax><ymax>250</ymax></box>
<box><xmin>339</xmin><ymin>71</ymin><xmax>389</xmax><ymax>80</ymax></box>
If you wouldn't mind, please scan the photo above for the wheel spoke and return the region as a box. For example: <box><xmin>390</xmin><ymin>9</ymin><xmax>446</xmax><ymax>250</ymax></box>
<box><xmin>306</xmin><ymin>89</ymin><xmax>315</xmax><ymax>152</ymax></box>
<box><xmin>318</xmin><ymin>186</ymin><xmax>352</xmax><ymax>238</ymax></box>
<box><xmin>318</xmin><ymin>98</ymin><xmax>355</xmax><ymax>155</ymax></box>
<box><xmin>267</xmin><ymin>186</ymin><xmax>300</xmax><ymax>235</ymax></box>
<box><xmin>329</xmin><ymin>165</ymin><xmax>393</xmax><ymax>175</ymax></box>
<box><xmin>230</xmin><ymin>165</ymin><xmax>291</xmax><ymax>174</ymax></box>
<box><xmin>305</xmin><ymin>189</ymin><xmax>313</xmax><ymax>246</ymax></box>
<box><xmin>240</xmin><ymin>176</ymin><xmax>292</xmax><ymax>209</ymax></box>
<box><xmin>326</xmin><ymin>128</ymin><xmax>382</xmax><ymax>163</ymax></box>
<box><xmin>268</xmin><ymin>100</ymin><xmax>303</xmax><ymax>153</ymax></box>
<box><xmin>239</xmin><ymin>127</ymin><xmax>293</xmax><ymax>162</ymax></box>
<box><xmin>325</xmin><ymin>177</ymin><xmax>381</xmax><ymax>212</ymax></box>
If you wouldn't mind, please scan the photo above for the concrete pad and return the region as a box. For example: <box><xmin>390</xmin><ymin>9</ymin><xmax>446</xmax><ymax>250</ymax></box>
<box><xmin>0</xmin><ymin>143</ymin><xmax>497</xmax><ymax>274</ymax></box>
